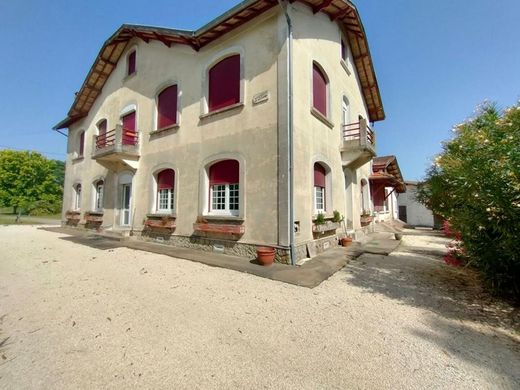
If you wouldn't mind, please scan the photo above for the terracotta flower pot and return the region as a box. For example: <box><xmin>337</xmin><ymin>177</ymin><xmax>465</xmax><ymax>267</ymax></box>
<box><xmin>341</xmin><ymin>237</ymin><xmax>353</xmax><ymax>247</ymax></box>
<box><xmin>257</xmin><ymin>246</ymin><xmax>276</xmax><ymax>266</ymax></box>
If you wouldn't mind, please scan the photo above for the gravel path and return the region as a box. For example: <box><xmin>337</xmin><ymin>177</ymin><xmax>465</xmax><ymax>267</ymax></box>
<box><xmin>0</xmin><ymin>225</ymin><xmax>518</xmax><ymax>389</ymax></box>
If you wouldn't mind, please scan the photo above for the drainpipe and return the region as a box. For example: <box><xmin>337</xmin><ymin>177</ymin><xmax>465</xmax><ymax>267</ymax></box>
<box><xmin>278</xmin><ymin>0</ymin><xmax>296</xmax><ymax>266</ymax></box>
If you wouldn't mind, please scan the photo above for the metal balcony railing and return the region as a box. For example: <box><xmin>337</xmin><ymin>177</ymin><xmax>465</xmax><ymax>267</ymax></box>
<box><xmin>95</xmin><ymin>126</ymin><xmax>138</xmax><ymax>150</ymax></box>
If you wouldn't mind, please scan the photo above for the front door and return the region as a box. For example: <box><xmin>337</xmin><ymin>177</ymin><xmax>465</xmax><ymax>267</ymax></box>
<box><xmin>399</xmin><ymin>205</ymin><xmax>407</xmax><ymax>223</ymax></box>
<box><xmin>121</xmin><ymin>183</ymin><xmax>132</xmax><ymax>226</ymax></box>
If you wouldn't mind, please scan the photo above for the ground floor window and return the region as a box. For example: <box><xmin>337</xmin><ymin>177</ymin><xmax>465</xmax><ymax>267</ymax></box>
<box><xmin>208</xmin><ymin>160</ymin><xmax>239</xmax><ymax>216</ymax></box>
<box><xmin>156</xmin><ymin>169</ymin><xmax>175</xmax><ymax>212</ymax></box>
<box><xmin>314</xmin><ymin>163</ymin><xmax>327</xmax><ymax>213</ymax></box>
<box><xmin>74</xmin><ymin>184</ymin><xmax>82</xmax><ymax>210</ymax></box>
<box><xmin>94</xmin><ymin>180</ymin><xmax>104</xmax><ymax>211</ymax></box>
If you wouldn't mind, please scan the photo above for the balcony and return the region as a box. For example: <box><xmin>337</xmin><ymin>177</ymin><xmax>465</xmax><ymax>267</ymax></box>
<box><xmin>340</xmin><ymin>118</ymin><xmax>376</xmax><ymax>169</ymax></box>
<box><xmin>92</xmin><ymin>125</ymin><xmax>140</xmax><ymax>169</ymax></box>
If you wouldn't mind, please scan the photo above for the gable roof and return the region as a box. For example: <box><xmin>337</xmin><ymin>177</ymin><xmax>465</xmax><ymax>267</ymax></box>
<box><xmin>371</xmin><ymin>155</ymin><xmax>406</xmax><ymax>193</ymax></box>
<box><xmin>54</xmin><ymin>0</ymin><xmax>385</xmax><ymax>130</ymax></box>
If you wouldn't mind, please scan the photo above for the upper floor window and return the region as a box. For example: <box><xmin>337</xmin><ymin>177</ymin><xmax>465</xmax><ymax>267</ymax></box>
<box><xmin>156</xmin><ymin>169</ymin><xmax>175</xmax><ymax>212</ymax></box>
<box><xmin>314</xmin><ymin>163</ymin><xmax>327</xmax><ymax>213</ymax></box>
<box><xmin>157</xmin><ymin>85</ymin><xmax>178</xmax><ymax>129</ymax></box>
<box><xmin>342</xmin><ymin>97</ymin><xmax>350</xmax><ymax>125</ymax></box>
<box><xmin>208</xmin><ymin>54</ymin><xmax>240</xmax><ymax>112</ymax></box>
<box><xmin>78</xmin><ymin>131</ymin><xmax>85</xmax><ymax>157</ymax></box>
<box><xmin>121</xmin><ymin>111</ymin><xmax>137</xmax><ymax>145</ymax></box>
<box><xmin>94</xmin><ymin>179</ymin><xmax>104</xmax><ymax>211</ymax></box>
<box><xmin>74</xmin><ymin>183</ymin><xmax>82</xmax><ymax>210</ymax></box>
<box><xmin>312</xmin><ymin>63</ymin><xmax>329</xmax><ymax>118</ymax></box>
<box><xmin>127</xmin><ymin>50</ymin><xmax>136</xmax><ymax>76</ymax></box>
<box><xmin>341</xmin><ymin>39</ymin><xmax>347</xmax><ymax>62</ymax></box>
<box><xmin>209</xmin><ymin>160</ymin><xmax>239</xmax><ymax>216</ymax></box>
<box><xmin>97</xmin><ymin>119</ymin><xmax>107</xmax><ymax>148</ymax></box>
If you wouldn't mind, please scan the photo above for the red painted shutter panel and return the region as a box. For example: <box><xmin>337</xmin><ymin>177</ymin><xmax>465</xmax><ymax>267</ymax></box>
<box><xmin>79</xmin><ymin>131</ymin><xmax>85</xmax><ymax>156</ymax></box>
<box><xmin>314</xmin><ymin>163</ymin><xmax>326</xmax><ymax>188</ymax></box>
<box><xmin>98</xmin><ymin>120</ymin><xmax>107</xmax><ymax>136</ymax></box>
<box><xmin>128</xmin><ymin>51</ymin><xmax>136</xmax><ymax>75</ymax></box>
<box><xmin>208</xmin><ymin>55</ymin><xmax>240</xmax><ymax>112</ymax></box>
<box><xmin>209</xmin><ymin>160</ymin><xmax>239</xmax><ymax>185</ymax></box>
<box><xmin>158</xmin><ymin>85</ymin><xmax>178</xmax><ymax>129</ymax></box>
<box><xmin>313</xmin><ymin>64</ymin><xmax>327</xmax><ymax>117</ymax></box>
<box><xmin>158</xmin><ymin>169</ymin><xmax>175</xmax><ymax>190</ymax></box>
<box><xmin>122</xmin><ymin>111</ymin><xmax>136</xmax><ymax>145</ymax></box>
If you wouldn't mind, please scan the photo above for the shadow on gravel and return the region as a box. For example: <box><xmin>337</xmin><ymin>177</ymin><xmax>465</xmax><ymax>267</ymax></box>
<box><xmin>341</xmin><ymin>234</ymin><xmax>520</xmax><ymax>385</ymax></box>
<box><xmin>410</xmin><ymin>316</ymin><xmax>520</xmax><ymax>388</ymax></box>
<box><xmin>59</xmin><ymin>235</ymin><xmax>123</xmax><ymax>251</ymax></box>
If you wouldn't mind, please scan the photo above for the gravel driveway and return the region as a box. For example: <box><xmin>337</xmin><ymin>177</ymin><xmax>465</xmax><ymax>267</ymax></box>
<box><xmin>0</xmin><ymin>225</ymin><xmax>518</xmax><ymax>389</ymax></box>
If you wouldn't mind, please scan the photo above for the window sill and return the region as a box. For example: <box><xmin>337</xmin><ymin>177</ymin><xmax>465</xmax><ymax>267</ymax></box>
<box><xmin>86</xmin><ymin>210</ymin><xmax>104</xmax><ymax>216</ymax></box>
<box><xmin>200</xmin><ymin>102</ymin><xmax>244</xmax><ymax>119</ymax></box>
<box><xmin>146</xmin><ymin>212</ymin><xmax>177</xmax><ymax>218</ymax></box>
<box><xmin>340</xmin><ymin>59</ymin><xmax>351</xmax><ymax>76</ymax></box>
<box><xmin>72</xmin><ymin>156</ymin><xmax>84</xmax><ymax>163</ymax></box>
<box><xmin>150</xmin><ymin>124</ymin><xmax>179</xmax><ymax>136</ymax></box>
<box><xmin>123</xmin><ymin>72</ymin><xmax>137</xmax><ymax>83</ymax></box>
<box><xmin>201</xmin><ymin>214</ymin><xmax>244</xmax><ymax>223</ymax></box>
<box><xmin>311</xmin><ymin>107</ymin><xmax>334</xmax><ymax>129</ymax></box>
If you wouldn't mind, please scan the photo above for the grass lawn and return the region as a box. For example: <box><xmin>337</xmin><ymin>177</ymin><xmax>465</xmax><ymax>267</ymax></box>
<box><xmin>0</xmin><ymin>211</ymin><xmax>61</xmax><ymax>225</ymax></box>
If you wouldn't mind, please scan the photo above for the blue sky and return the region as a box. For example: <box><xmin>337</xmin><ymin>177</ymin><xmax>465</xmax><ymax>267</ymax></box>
<box><xmin>0</xmin><ymin>0</ymin><xmax>518</xmax><ymax>180</ymax></box>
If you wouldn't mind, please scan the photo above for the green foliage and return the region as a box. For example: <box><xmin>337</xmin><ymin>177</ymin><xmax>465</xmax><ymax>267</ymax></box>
<box><xmin>0</xmin><ymin>150</ymin><xmax>64</xmax><ymax>215</ymax></box>
<box><xmin>315</xmin><ymin>212</ymin><xmax>326</xmax><ymax>225</ymax></box>
<box><xmin>332</xmin><ymin>210</ymin><xmax>343</xmax><ymax>223</ymax></box>
<box><xmin>417</xmin><ymin>102</ymin><xmax>520</xmax><ymax>299</ymax></box>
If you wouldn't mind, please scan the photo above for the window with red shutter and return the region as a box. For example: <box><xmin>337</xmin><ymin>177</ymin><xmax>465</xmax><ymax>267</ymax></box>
<box><xmin>312</xmin><ymin>63</ymin><xmax>328</xmax><ymax>117</ymax></box>
<box><xmin>208</xmin><ymin>55</ymin><xmax>240</xmax><ymax>112</ymax></box>
<box><xmin>127</xmin><ymin>51</ymin><xmax>136</xmax><ymax>76</ymax></box>
<box><xmin>121</xmin><ymin>111</ymin><xmax>137</xmax><ymax>145</ymax></box>
<box><xmin>208</xmin><ymin>160</ymin><xmax>239</xmax><ymax>215</ymax></box>
<box><xmin>79</xmin><ymin>131</ymin><xmax>85</xmax><ymax>157</ymax></box>
<box><xmin>97</xmin><ymin>119</ymin><xmax>107</xmax><ymax>148</ymax></box>
<box><xmin>156</xmin><ymin>169</ymin><xmax>175</xmax><ymax>212</ymax></box>
<box><xmin>314</xmin><ymin>163</ymin><xmax>327</xmax><ymax>212</ymax></box>
<box><xmin>157</xmin><ymin>85</ymin><xmax>178</xmax><ymax>129</ymax></box>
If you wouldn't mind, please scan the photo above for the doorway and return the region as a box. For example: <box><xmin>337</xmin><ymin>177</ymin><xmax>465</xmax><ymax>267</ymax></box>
<box><xmin>118</xmin><ymin>172</ymin><xmax>133</xmax><ymax>227</ymax></box>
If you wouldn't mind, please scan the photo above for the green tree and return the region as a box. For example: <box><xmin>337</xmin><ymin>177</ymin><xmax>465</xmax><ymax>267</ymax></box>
<box><xmin>417</xmin><ymin>102</ymin><xmax>520</xmax><ymax>299</ymax></box>
<box><xmin>0</xmin><ymin>150</ymin><xmax>63</xmax><ymax>215</ymax></box>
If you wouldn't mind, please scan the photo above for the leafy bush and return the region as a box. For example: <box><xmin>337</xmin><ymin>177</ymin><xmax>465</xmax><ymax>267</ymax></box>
<box><xmin>417</xmin><ymin>102</ymin><xmax>520</xmax><ymax>299</ymax></box>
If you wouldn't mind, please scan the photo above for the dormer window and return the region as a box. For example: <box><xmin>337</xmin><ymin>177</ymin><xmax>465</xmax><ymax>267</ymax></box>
<box><xmin>127</xmin><ymin>50</ymin><xmax>136</xmax><ymax>76</ymax></box>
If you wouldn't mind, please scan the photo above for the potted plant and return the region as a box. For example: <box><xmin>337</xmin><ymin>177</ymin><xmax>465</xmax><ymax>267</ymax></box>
<box><xmin>340</xmin><ymin>236</ymin><xmax>353</xmax><ymax>247</ymax></box>
<box><xmin>360</xmin><ymin>210</ymin><xmax>373</xmax><ymax>226</ymax></box>
<box><xmin>257</xmin><ymin>246</ymin><xmax>276</xmax><ymax>266</ymax></box>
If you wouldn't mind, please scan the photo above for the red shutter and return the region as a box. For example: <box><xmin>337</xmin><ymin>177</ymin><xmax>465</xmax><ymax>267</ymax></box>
<box><xmin>314</xmin><ymin>163</ymin><xmax>326</xmax><ymax>188</ymax></box>
<box><xmin>79</xmin><ymin>131</ymin><xmax>85</xmax><ymax>156</ymax></box>
<box><xmin>208</xmin><ymin>55</ymin><xmax>240</xmax><ymax>112</ymax></box>
<box><xmin>122</xmin><ymin>111</ymin><xmax>136</xmax><ymax>145</ymax></box>
<box><xmin>157</xmin><ymin>85</ymin><xmax>178</xmax><ymax>129</ymax></box>
<box><xmin>98</xmin><ymin>120</ymin><xmax>107</xmax><ymax>136</ymax></box>
<box><xmin>209</xmin><ymin>160</ymin><xmax>239</xmax><ymax>185</ymax></box>
<box><xmin>128</xmin><ymin>51</ymin><xmax>136</xmax><ymax>75</ymax></box>
<box><xmin>157</xmin><ymin>169</ymin><xmax>175</xmax><ymax>190</ymax></box>
<box><xmin>313</xmin><ymin>64</ymin><xmax>327</xmax><ymax>117</ymax></box>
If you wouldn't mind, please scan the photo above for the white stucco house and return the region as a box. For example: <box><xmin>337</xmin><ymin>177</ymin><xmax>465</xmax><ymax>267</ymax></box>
<box><xmin>54</xmin><ymin>0</ymin><xmax>387</xmax><ymax>264</ymax></box>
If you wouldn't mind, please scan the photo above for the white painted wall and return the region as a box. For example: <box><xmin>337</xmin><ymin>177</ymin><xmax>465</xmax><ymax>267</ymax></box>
<box><xmin>397</xmin><ymin>183</ymin><xmax>434</xmax><ymax>227</ymax></box>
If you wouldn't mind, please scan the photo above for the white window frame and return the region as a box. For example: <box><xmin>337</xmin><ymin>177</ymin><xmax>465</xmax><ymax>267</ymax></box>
<box><xmin>157</xmin><ymin>187</ymin><xmax>175</xmax><ymax>213</ymax></box>
<box><xmin>74</xmin><ymin>184</ymin><xmax>82</xmax><ymax>211</ymax></box>
<box><xmin>314</xmin><ymin>185</ymin><xmax>325</xmax><ymax>214</ymax></box>
<box><xmin>210</xmin><ymin>183</ymin><xmax>239</xmax><ymax>216</ymax></box>
<box><xmin>94</xmin><ymin>181</ymin><xmax>104</xmax><ymax>211</ymax></box>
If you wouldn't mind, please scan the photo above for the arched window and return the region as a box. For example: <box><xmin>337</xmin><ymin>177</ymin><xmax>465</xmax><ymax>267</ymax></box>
<box><xmin>312</xmin><ymin>63</ymin><xmax>328</xmax><ymax>117</ymax></box>
<box><xmin>314</xmin><ymin>163</ymin><xmax>327</xmax><ymax>213</ymax></box>
<box><xmin>94</xmin><ymin>179</ymin><xmax>104</xmax><ymax>211</ymax></box>
<box><xmin>209</xmin><ymin>160</ymin><xmax>239</xmax><ymax>216</ymax></box>
<box><xmin>74</xmin><ymin>183</ymin><xmax>82</xmax><ymax>210</ymax></box>
<box><xmin>78</xmin><ymin>131</ymin><xmax>85</xmax><ymax>157</ymax></box>
<box><xmin>127</xmin><ymin>50</ymin><xmax>136</xmax><ymax>76</ymax></box>
<box><xmin>97</xmin><ymin>119</ymin><xmax>107</xmax><ymax>148</ymax></box>
<box><xmin>208</xmin><ymin>55</ymin><xmax>240</xmax><ymax>112</ymax></box>
<box><xmin>156</xmin><ymin>169</ymin><xmax>175</xmax><ymax>212</ymax></box>
<box><xmin>157</xmin><ymin>85</ymin><xmax>178</xmax><ymax>129</ymax></box>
